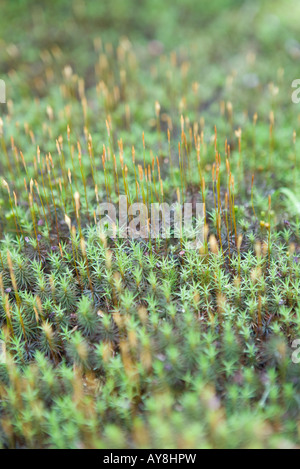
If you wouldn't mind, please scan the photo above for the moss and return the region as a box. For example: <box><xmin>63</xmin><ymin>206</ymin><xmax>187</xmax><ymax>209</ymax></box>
<box><xmin>0</xmin><ymin>0</ymin><xmax>299</xmax><ymax>449</ymax></box>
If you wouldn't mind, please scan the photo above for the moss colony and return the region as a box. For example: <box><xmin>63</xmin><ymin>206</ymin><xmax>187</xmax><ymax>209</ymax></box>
<box><xmin>0</xmin><ymin>0</ymin><xmax>299</xmax><ymax>449</ymax></box>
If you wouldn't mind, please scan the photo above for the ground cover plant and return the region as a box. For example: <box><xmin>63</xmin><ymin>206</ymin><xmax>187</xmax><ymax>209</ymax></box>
<box><xmin>0</xmin><ymin>0</ymin><xmax>299</xmax><ymax>449</ymax></box>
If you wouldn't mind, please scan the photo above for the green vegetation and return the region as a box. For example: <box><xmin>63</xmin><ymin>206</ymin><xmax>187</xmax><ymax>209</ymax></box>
<box><xmin>0</xmin><ymin>0</ymin><xmax>299</xmax><ymax>449</ymax></box>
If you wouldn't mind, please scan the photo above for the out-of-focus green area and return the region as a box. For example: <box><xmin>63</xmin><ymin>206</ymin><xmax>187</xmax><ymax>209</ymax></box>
<box><xmin>1</xmin><ymin>0</ymin><xmax>300</xmax><ymax>96</ymax></box>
